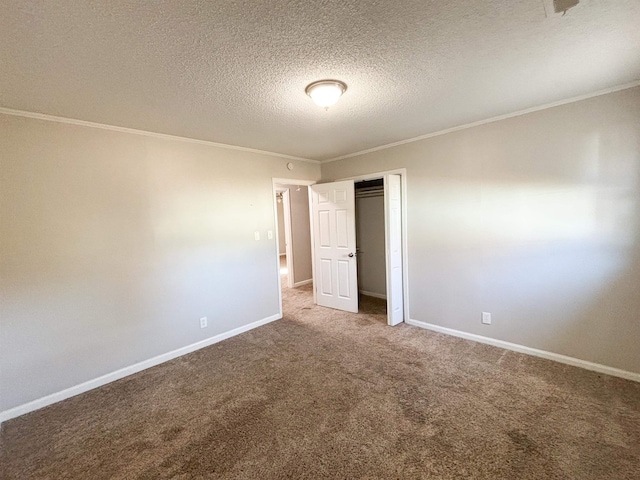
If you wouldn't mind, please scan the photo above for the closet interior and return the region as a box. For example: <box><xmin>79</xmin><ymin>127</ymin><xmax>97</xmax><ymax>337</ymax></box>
<box><xmin>355</xmin><ymin>179</ymin><xmax>387</xmax><ymax>308</ymax></box>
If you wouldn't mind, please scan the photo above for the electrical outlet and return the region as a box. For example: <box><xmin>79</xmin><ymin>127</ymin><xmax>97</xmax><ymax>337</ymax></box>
<box><xmin>254</xmin><ymin>231</ymin><xmax>260</xmax><ymax>241</ymax></box>
<box><xmin>481</xmin><ymin>312</ymin><xmax>492</xmax><ymax>325</ymax></box>
<box><xmin>200</xmin><ymin>317</ymin><xmax>208</xmax><ymax>328</ymax></box>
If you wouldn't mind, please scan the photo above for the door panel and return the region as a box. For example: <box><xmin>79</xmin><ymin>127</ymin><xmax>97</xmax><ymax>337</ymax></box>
<box><xmin>319</xmin><ymin>211</ymin><xmax>331</xmax><ymax>247</ymax></box>
<box><xmin>311</xmin><ymin>180</ymin><xmax>358</xmax><ymax>313</ymax></box>
<box><xmin>320</xmin><ymin>259</ymin><xmax>332</xmax><ymax>295</ymax></box>
<box><xmin>337</xmin><ymin>260</ymin><xmax>351</xmax><ymax>298</ymax></box>
<box><xmin>385</xmin><ymin>174</ymin><xmax>404</xmax><ymax>325</ymax></box>
<box><xmin>336</xmin><ymin>210</ymin><xmax>349</xmax><ymax>247</ymax></box>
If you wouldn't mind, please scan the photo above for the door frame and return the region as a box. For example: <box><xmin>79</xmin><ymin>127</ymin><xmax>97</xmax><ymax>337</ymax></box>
<box><xmin>272</xmin><ymin>178</ymin><xmax>317</xmax><ymax>318</ymax></box>
<box><xmin>336</xmin><ymin>168</ymin><xmax>410</xmax><ymax>323</ymax></box>
<box><xmin>275</xmin><ymin>187</ymin><xmax>294</xmax><ymax>288</ymax></box>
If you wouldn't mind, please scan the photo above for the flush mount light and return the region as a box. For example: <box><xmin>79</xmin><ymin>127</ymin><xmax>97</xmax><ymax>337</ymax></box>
<box><xmin>553</xmin><ymin>0</ymin><xmax>579</xmax><ymax>14</ymax></box>
<box><xmin>543</xmin><ymin>0</ymin><xmax>579</xmax><ymax>16</ymax></box>
<box><xmin>305</xmin><ymin>80</ymin><xmax>347</xmax><ymax>109</ymax></box>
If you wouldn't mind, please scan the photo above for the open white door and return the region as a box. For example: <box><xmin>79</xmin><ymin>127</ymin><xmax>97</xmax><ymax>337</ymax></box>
<box><xmin>385</xmin><ymin>174</ymin><xmax>404</xmax><ymax>325</ymax></box>
<box><xmin>311</xmin><ymin>180</ymin><xmax>358</xmax><ymax>313</ymax></box>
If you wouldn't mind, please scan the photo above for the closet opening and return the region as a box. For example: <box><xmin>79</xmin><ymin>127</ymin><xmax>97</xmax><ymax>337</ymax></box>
<box><xmin>355</xmin><ymin>178</ymin><xmax>387</xmax><ymax>316</ymax></box>
<box><xmin>308</xmin><ymin>169</ymin><xmax>406</xmax><ymax>325</ymax></box>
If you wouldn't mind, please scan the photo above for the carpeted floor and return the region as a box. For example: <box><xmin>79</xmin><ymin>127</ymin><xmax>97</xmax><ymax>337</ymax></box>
<box><xmin>1</xmin><ymin>278</ymin><xmax>639</xmax><ymax>479</ymax></box>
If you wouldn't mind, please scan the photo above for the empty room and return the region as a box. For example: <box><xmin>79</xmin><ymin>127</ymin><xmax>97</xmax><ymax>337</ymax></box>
<box><xmin>1</xmin><ymin>1</ymin><xmax>639</xmax><ymax>479</ymax></box>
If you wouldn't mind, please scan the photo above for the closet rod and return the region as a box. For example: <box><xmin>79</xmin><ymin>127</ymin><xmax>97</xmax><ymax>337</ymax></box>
<box><xmin>355</xmin><ymin>190</ymin><xmax>384</xmax><ymax>198</ymax></box>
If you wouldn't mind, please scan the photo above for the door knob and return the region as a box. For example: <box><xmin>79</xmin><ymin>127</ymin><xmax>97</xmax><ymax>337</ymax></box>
<box><xmin>348</xmin><ymin>252</ymin><xmax>357</xmax><ymax>257</ymax></box>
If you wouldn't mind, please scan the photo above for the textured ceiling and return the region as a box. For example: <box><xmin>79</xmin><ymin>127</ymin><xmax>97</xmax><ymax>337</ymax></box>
<box><xmin>1</xmin><ymin>0</ymin><xmax>639</xmax><ymax>161</ymax></box>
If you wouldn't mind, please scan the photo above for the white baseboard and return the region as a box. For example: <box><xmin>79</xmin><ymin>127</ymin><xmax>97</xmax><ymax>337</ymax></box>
<box><xmin>0</xmin><ymin>313</ymin><xmax>282</xmax><ymax>424</ymax></box>
<box><xmin>359</xmin><ymin>290</ymin><xmax>387</xmax><ymax>300</ymax></box>
<box><xmin>406</xmin><ymin>319</ymin><xmax>640</xmax><ymax>383</ymax></box>
<box><xmin>293</xmin><ymin>279</ymin><xmax>313</xmax><ymax>287</ymax></box>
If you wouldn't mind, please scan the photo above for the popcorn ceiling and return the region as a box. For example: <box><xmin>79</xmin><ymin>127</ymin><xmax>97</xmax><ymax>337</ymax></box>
<box><xmin>1</xmin><ymin>0</ymin><xmax>638</xmax><ymax>160</ymax></box>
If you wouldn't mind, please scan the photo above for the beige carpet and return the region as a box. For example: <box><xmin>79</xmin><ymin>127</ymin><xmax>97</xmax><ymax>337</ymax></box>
<box><xmin>1</xmin><ymin>281</ymin><xmax>639</xmax><ymax>479</ymax></box>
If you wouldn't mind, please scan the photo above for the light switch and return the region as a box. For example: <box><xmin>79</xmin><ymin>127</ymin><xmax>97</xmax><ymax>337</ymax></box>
<box><xmin>267</xmin><ymin>230</ymin><xmax>273</xmax><ymax>240</ymax></box>
<box><xmin>254</xmin><ymin>231</ymin><xmax>260</xmax><ymax>241</ymax></box>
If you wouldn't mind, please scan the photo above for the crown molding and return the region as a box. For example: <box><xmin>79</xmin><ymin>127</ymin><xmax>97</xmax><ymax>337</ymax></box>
<box><xmin>3</xmin><ymin>79</ymin><xmax>638</xmax><ymax>166</ymax></box>
<box><xmin>0</xmin><ymin>107</ymin><xmax>320</xmax><ymax>164</ymax></box>
<box><xmin>322</xmin><ymin>79</ymin><xmax>640</xmax><ymax>164</ymax></box>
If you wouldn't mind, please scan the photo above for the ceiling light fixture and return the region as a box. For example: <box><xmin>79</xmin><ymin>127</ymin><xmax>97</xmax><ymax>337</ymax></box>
<box><xmin>305</xmin><ymin>80</ymin><xmax>347</xmax><ymax>109</ymax></box>
<box><xmin>552</xmin><ymin>0</ymin><xmax>579</xmax><ymax>15</ymax></box>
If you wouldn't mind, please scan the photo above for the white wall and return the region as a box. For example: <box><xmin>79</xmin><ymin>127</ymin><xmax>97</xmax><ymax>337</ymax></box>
<box><xmin>3</xmin><ymin>87</ymin><xmax>638</xmax><ymax>417</ymax></box>
<box><xmin>322</xmin><ymin>86</ymin><xmax>640</xmax><ymax>375</ymax></box>
<box><xmin>0</xmin><ymin>113</ymin><xmax>320</xmax><ymax>413</ymax></box>
<box><xmin>356</xmin><ymin>195</ymin><xmax>386</xmax><ymax>297</ymax></box>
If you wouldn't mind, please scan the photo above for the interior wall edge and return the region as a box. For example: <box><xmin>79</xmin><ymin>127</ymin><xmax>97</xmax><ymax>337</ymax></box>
<box><xmin>0</xmin><ymin>313</ymin><xmax>282</xmax><ymax>425</ymax></box>
<box><xmin>407</xmin><ymin>319</ymin><xmax>640</xmax><ymax>382</ymax></box>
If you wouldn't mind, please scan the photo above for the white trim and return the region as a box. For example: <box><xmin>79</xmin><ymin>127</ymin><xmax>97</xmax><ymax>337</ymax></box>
<box><xmin>272</xmin><ymin>185</ymin><xmax>285</xmax><ymax>319</ymax></box>
<box><xmin>272</xmin><ymin>178</ymin><xmax>318</xmax><ymax>186</ymax></box>
<box><xmin>406</xmin><ymin>319</ymin><xmax>640</xmax><ymax>383</ymax></box>
<box><xmin>4</xmin><ymin>81</ymin><xmax>638</xmax><ymax>166</ymax></box>
<box><xmin>359</xmin><ymin>290</ymin><xmax>387</xmax><ymax>300</ymax></box>
<box><xmin>281</xmin><ymin>189</ymin><xmax>294</xmax><ymax>288</ymax></box>
<box><xmin>336</xmin><ymin>168</ymin><xmax>407</xmax><ymax>183</ymax></box>
<box><xmin>322</xmin><ymin>80</ymin><xmax>640</xmax><ymax>163</ymax></box>
<box><xmin>293</xmin><ymin>279</ymin><xmax>313</xmax><ymax>287</ymax></box>
<box><xmin>0</xmin><ymin>313</ymin><xmax>282</xmax><ymax>424</ymax></box>
<box><xmin>308</xmin><ymin>186</ymin><xmax>318</xmax><ymax>305</ymax></box>
<box><xmin>0</xmin><ymin>107</ymin><xmax>319</xmax><ymax>164</ymax></box>
<box><xmin>383</xmin><ymin>173</ymin><xmax>403</xmax><ymax>326</ymax></box>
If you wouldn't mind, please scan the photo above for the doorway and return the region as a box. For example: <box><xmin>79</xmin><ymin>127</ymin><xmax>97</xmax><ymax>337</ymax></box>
<box><xmin>355</xmin><ymin>179</ymin><xmax>387</xmax><ymax>303</ymax></box>
<box><xmin>275</xmin><ymin>188</ymin><xmax>291</xmax><ymax>287</ymax></box>
<box><xmin>273</xmin><ymin>181</ymin><xmax>314</xmax><ymax>292</ymax></box>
